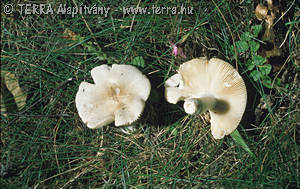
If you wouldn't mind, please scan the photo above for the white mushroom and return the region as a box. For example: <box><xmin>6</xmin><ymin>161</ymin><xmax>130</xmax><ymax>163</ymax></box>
<box><xmin>165</xmin><ymin>58</ymin><xmax>247</xmax><ymax>139</ymax></box>
<box><xmin>75</xmin><ymin>64</ymin><xmax>151</xmax><ymax>129</ymax></box>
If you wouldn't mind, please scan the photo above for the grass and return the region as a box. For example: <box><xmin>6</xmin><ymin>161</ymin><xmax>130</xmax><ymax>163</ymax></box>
<box><xmin>1</xmin><ymin>0</ymin><xmax>299</xmax><ymax>188</ymax></box>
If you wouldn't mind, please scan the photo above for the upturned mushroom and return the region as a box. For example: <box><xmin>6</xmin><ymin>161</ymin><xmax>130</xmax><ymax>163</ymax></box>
<box><xmin>165</xmin><ymin>58</ymin><xmax>247</xmax><ymax>139</ymax></box>
<box><xmin>75</xmin><ymin>64</ymin><xmax>151</xmax><ymax>130</ymax></box>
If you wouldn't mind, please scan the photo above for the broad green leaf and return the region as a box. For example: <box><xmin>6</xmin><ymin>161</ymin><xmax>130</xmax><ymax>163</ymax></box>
<box><xmin>275</xmin><ymin>78</ymin><xmax>281</xmax><ymax>86</ymax></box>
<box><xmin>261</xmin><ymin>75</ymin><xmax>273</xmax><ymax>88</ymax></box>
<box><xmin>230</xmin><ymin>129</ymin><xmax>255</xmax><ymax>158</ymax></box>
<box><xmin>235</xmin><ymin>41</ymin><xmax>249</xmax><ymax>53</ymax></box>
<box><xmin>247</xmin><ymin>63</ymin><xmax>255</xmax><ymax>71</ymax></box>
<box><xmin>250</xmin><ymin>70</ymin><xmax>260</xmax><ymax>81</ymax></box>
<box><xmin>265</xmin><ymin>64</ymin><xmax>272</xmax><ymax>74</ymax></box>
<box><xmin>263</xmin><ymin>79</ymin><xmax>273</xmax><ymax>88</ymax></box>
<box><xmin>246</xmin><ymin>59</ymin><xmax>255</xmax><ymax>70</ymax></box>
<box><xmin>249</xmin><ymin>41</ymin><xmax>260</xmax><ymax>54</ymax></box>
<box><xmin>252</xmin><ymin>55</ymin><xmax>266</xmax><ymax>65</ymax></box>
<box><xmin>130</xmin><ymin>56</ymin><xmax>145</xmax><ymax>68</ymax></box>
<box><xmin>251</xmin><ymin>25</ymin><xmax>263</xmax><ymax>37</ymax></box>
<box><xmin>259</xmin><ymin>64</ymin><xmax>272</xmax><ymax>75</ymax></box>
<box><xmin>241</xmin><ymin>32</ymin><xmax>252</xmax><ymax>41</ymax></box>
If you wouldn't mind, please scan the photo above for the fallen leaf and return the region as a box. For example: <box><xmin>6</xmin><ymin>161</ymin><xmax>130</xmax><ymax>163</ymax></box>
<box><xmin>63</xmin><ymin>29</ymin><xmax>78</xmax><ymax>41</ymax></box>
<box><xmin>255</xmin><ymin>0</ymin><xmax>283</xmax><ymax>72</ymax></box>
<box><xmin>255</xmin><ymin>4</ymin><xmax>268</xmax><ymax>21</ymax></box>
<box><xmin>1</xmin><ymin>71</ymin><xmax>27</xmax><ymax>115</ymax></box>
<box><xmin>130</xmin><ymin>56</ymin><xmax>145</xmax><ymax>68</ymax></box>
<box><xmin>255</xmin><ymin>0</ymin><xmax>277</xmax><ymax>28</ymax></box>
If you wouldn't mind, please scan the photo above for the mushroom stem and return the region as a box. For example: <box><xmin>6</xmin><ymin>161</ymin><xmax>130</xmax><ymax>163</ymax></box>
<box><xmin>184</xmin><ymin>95</ymin><xmax>216</xmax><ymax>115</ymax></box>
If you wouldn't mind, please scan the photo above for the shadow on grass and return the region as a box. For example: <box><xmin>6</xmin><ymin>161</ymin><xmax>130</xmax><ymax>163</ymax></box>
<box><xmin>141</xmin><ymin>73</ymin><xmax>186</xmax><ymax>127</ymax></box>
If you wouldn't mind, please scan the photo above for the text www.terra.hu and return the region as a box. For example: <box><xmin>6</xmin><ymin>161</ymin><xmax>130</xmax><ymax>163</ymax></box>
<box><xmin>122</xmin><ymin>5</ymin><xmax>193</xmax><ymax>15</ymax></box>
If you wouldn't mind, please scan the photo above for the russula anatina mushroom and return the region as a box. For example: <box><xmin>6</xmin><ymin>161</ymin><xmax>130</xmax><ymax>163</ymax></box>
<box><xmin>165</xmin><ymin>58</ymin><xmax>247</xmax><ymax>139</ymax></box>
<box><xmin>75</xmin><ymin>64</ymin><xmax>151</xmax><ymax>129</ymax></box>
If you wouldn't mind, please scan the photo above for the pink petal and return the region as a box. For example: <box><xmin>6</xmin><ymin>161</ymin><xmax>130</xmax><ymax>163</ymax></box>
<box><xmin>172</xmin><ymin>46</ymin><xmax>178</xmax><ymax>56</ymax></box>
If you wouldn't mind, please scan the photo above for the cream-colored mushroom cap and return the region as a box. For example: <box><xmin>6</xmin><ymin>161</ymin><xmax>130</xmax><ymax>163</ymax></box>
<box><xmin>75</xmin><ymin>64</ymin><xmax>151</xmax><ymax>129</ymax></box>
<box><xmin>165</xmin><ymin>58</ymin><xmax>247</xmax><ymax>139</ymax></box>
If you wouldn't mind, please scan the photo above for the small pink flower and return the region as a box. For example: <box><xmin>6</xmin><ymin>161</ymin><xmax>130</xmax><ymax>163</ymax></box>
<box><xmin>169</xmin><ymin>41</ymin><xmax>186</xmax><ymax>58</ymax></box>
<box><xmin>172</xmin><ymin>45</ymin><xmax>178</xmax><ymax>56</ymax></box>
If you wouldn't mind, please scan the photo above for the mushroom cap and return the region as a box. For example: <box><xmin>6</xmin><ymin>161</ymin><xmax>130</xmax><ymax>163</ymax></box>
<box><xmin>75</xmin><ymin>64</ymin><xmax>151</xmax><ymax>129</ymax></box>
<box><xmin>165</xmin><ymin>58</ymin><xmax>247</xmax><ymax>139</ymax></box>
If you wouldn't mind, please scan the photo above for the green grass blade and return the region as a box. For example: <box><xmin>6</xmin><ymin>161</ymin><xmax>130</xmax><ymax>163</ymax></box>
<box><xmin>230</xmin><ymin>129</ymin><xmax>255</xmax><ymax>158</ymax></box>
